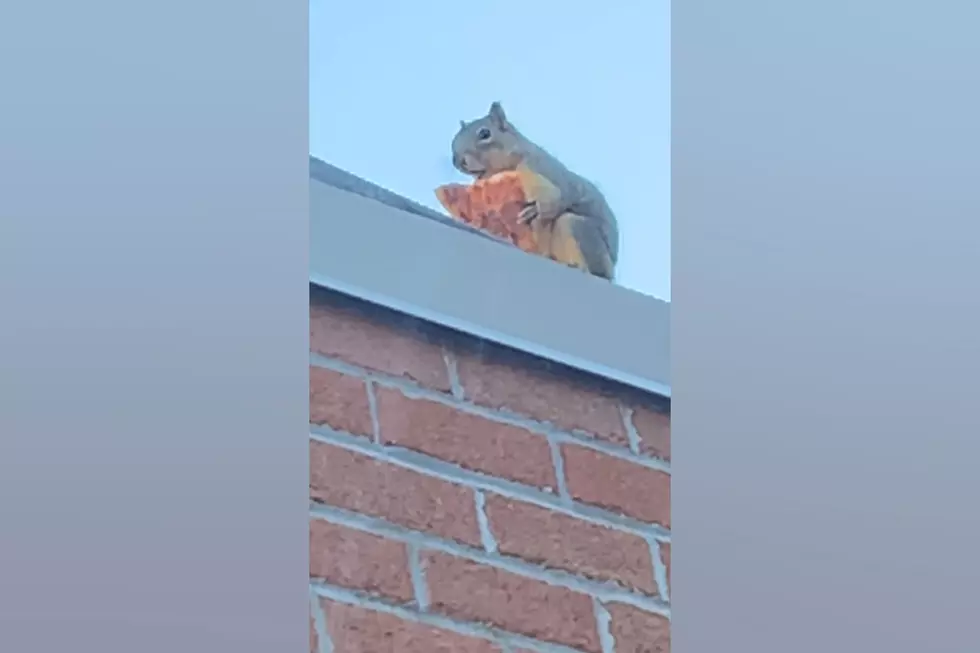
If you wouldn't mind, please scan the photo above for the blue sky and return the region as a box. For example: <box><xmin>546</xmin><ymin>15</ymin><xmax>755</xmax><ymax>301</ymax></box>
<box><xmin>309</xmin><ymin>1</ymin><xmax>670</xmax><ymax>300</ymax></box>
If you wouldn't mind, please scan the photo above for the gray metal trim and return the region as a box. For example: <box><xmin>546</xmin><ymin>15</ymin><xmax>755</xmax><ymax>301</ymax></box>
<box><xmin>309</xmin><ymin>157</ymin><xmax>501</xmax><ymax>243</ymax></box>
<box><xmin>309</xmin><ymin>159</ymin><xmax>671</xmax><ymax>398</ymax></box>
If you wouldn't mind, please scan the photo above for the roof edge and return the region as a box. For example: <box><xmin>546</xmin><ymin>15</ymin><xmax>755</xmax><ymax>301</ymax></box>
<box><xmin>309</xmin><ymin>157</ymin><xmax>671</xmax><ymax>399</ymax></box>
<box><xmin>309</xmin><ymin>156</ymin><xmax>499</xmax><ymax>243</ymax></box>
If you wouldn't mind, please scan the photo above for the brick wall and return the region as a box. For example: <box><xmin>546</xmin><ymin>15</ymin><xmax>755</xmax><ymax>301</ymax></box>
<box><xmin>309</xmin><ymin>286</ymin><xmax>671</xmax><ymax>653</ymax></box>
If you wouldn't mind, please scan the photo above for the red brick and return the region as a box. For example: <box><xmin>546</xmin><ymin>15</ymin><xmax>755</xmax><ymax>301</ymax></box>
<box><xmin>422</xmin><ymin>551</ymin><xmax>601</xmax><ymax>653</ymax></box>
<box><xmin>454</xmin><ymin>352</ymin><xmax>628</xmax><ymax>446</ymax></box>
<box><xmin>561</xmin><ymin>445</ymin><xmax>670</xmax><ymax>528</ymax></box>
<box><xmin>321</xmin><ymin>600</ymin><xmax>503</xmax><ymax>653</ymax></box>
<box><xmin>606</xmin><ymin>603</ymin><xmax>671</xmax><ymax>653</ymax></box>
<box><xmin>659</xmin><ymin>541</ymin><xmax>671</xmax><ymax>599</ymax></box>
<box><xmin>309</xmin><ymin>519</ymin><xmax>413</xmax><ymax>602</ymax></box>
<box><xmin>484</xmin><ymin>494</ymin><xmax>656</xmax><ymax>594</ymax></box>
<box><xmin>631</xmin><ymin>406</ymin><xmax>670</xmax><ymax>461</ymax></box>
<box><xmin>310</xmin><ymin>614</ymin><xmax>318</xmax><ymax>653</ymax></box>
<box><xmin>309</xmin><ymin>441</ymin><xmax>481</xmax><ymax>546</ymax></box>
<box><xmin>375</xmin><ymin>388</ymin><xmax>557</xmax><ymax>489</ymax></box>
<box><xmin>311</xmin><ymin>303</ymin><xmax>451</xmax><ymax>392</ymax></box>
<box><xmin>309</xmin><ymin>366</ymin><xmax>372</xmax><ymax>436</ymax></box>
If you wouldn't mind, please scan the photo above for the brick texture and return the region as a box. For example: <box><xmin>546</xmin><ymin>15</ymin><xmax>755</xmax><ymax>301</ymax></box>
<box><xmin>484</xmin><ymin>494</ymin><xmax>657</xmax><ymax>594</ymax></box>
<box><xmin>309</xmin><ymin>519</ymin><xmax>413</xmax><ymax>603</ymax></box>
<box><xmin>561</xmin><ymin>444</ymin><xmax>671</xmax><ymax>528</ymax></box>
<box><xmin>309</xmin><ymin>366</ymin><xmax>372</xmax><ymax>436</ymax></box>
<box><xmin>422</xmin><ymin>551</ymin><xmax>601</xmax><ymax>653</ymax></box>
<box><xmin>321</xmin><ymin>601</ymin><xmax>503</xmax><ymax>653</ymax></box>
<box><xmin>311</xmin><ymin>302</ymin><xmax>451</xmax><ymax>392</ymax></box>
<box><xmin>375</xmin><ymin>387</ymin><xmax>557</xmax><ymax>489</ymax></box>
<box><xmin>309</xmin><ymin>290</ymin><xmax>671</xmax><ymax>652</ymax></box>
<box><xmin>606</xmin><ymin>603</ymin><xmax>671</xmax><ymax>653</ymax></box>
<box><xmin>631</xmin><ymin>405</ymin><xmax>671</xmax><ymax>461</ymax></box>
<box><xmin>454</xmin><ymin>351</ymin><xmax>629</xmax><ymax>446</ymax></box>
<box><xmin>309</xmin><ymin>441</ymin><xmax>481</xmax><ymax>547</ymax></box>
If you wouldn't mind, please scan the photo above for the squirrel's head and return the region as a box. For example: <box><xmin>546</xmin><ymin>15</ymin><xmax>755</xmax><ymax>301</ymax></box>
<box><xmin>451</xmin><ymin>102</ymin><xmax>525</xmax><ymax>179</ymax></box>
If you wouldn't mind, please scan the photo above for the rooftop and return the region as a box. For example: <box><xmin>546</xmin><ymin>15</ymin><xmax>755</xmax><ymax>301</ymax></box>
<box><xmin>309</xmin><ymin>155</ymin><xmax>671</xmax><ymax>399</ymax></box>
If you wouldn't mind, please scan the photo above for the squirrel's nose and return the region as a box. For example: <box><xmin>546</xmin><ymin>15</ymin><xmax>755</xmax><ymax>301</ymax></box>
<box><xmin>452</xmin><ymin>153</ymin><xmax>464</xmax><ymax>170</ymax></box>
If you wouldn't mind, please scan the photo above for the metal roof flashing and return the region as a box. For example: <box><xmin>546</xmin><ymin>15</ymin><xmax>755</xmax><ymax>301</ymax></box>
<box><xmin>309</xmin><ymin>156</ymin><xmax>671</xmax><ymax>399</ymax></box>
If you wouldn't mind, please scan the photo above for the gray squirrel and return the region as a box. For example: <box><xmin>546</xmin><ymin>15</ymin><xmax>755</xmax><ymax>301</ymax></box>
<box><xmin>451</xmin><ymin>102</ymin><xmax>620</xmax><ymax>280</ymax></box>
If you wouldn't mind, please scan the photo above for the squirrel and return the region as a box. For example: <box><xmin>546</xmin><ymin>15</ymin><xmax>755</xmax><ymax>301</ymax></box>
<box><xmin>451</xmin><ymin>102</ymin><xmax>620</xmax><ymax>281</ymax></box>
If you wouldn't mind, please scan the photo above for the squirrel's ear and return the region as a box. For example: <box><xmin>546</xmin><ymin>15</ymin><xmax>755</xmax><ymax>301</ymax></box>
<box><xmin>488</xmin><ymin>102</ymin><xmax>509</xmax><ymax>130</ymax></box>
<box><xmin>459</xmin><ymin>120</ymin><xmax>467</xmax><ymax>130</ymax></box>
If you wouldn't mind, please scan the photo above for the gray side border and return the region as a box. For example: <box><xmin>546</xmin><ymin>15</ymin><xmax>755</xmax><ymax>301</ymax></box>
<box><xmin>309</xmin><ymin>174</ymin><xmax>671</xmax><ymax>399</ymax></box>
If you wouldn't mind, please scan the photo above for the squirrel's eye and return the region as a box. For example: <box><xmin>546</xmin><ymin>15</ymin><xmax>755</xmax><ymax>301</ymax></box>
<box><xmin>477</xmin><ymin>128</ymin><xmax>492</xmax><ymax>141</ymax></box>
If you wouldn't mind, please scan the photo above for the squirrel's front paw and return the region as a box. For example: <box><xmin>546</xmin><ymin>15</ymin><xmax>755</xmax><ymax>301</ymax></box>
<box><xmin>518</xmin><ymin>201</ymin><xmax>539</xmax><ymax>225</ymax></box>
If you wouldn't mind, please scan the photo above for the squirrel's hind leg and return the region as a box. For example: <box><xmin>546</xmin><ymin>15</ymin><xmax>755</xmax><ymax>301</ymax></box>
<box><xmin>548</xmin><ymin>213</ymin><xmax>615</xmax><ymax>280</ymax></box>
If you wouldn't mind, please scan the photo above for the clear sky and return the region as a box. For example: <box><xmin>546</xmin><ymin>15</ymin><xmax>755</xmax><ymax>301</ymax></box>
<box><xmin>309</xmin><ymin>1</ymin><xmax>671</xmax><ymax>301</ymax></box>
